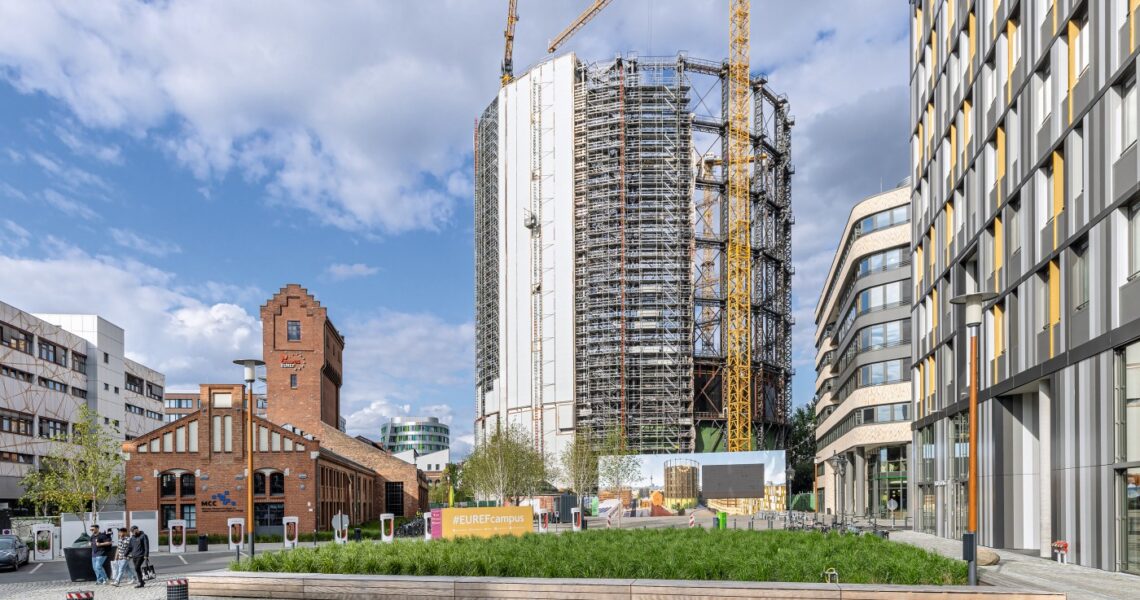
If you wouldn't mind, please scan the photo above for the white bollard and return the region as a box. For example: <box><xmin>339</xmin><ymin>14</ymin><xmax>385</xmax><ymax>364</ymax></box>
<box><xmin>227</xmin><ymin>518</ymin><xmax>245</xmax><ymax>551</ymax></box>
<box><xmin>571</xmin><ymin>508</ymin><xmax>582</xmax><ymax>532</ymax></box>
<box><xmin>606</xmin><ymin>514</ymin><xmax>612</xmax><ymax>529</ymax></box>
<box><xmin>689</xmin><ymin>514</ymin><xmax>695</xmax><ymax>528</ymax></box>
<box><xmin>424</xmin><ymin>514</ymin><xmax>432</xmax><ymax>541</ymax></box>
<box><xmin>380</xmin><ymin>513</ymin><xmax>395</xmax><ymax>543</ymax></box>
<box><xmin>282</xmin><ymin>517</ymin><xmax>299</xmax><ymax>549</ymax></box>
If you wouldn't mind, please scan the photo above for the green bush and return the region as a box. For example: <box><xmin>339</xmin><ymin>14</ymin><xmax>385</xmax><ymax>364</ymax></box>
<box><xmin>232</xmin><ymin>529</ymin><xmax>966</xmax><ymax>585</ymax></box>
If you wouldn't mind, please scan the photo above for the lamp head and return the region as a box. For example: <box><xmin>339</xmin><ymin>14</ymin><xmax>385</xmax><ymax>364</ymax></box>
<box><xmin>949</xmin><ymin>292</ymin><xmax>999</xmax><ymax>327</ymax></box>
<box><xmin>233</xmin><ymin>359</ymin><xmax>265</xmax><ymax>383</ymax></box>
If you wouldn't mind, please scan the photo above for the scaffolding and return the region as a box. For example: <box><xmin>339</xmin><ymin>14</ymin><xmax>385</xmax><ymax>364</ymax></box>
<box><xmin>475</xmin><ymin>53</ymin><xmax>793</xmax><ymax>455</ymax></box>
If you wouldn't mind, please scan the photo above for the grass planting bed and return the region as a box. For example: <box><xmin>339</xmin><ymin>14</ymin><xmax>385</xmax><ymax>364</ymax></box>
<box><xmin>232</xmin><ymin>528</ymin><xmax>967</xmax><ymax>585</ymax></box>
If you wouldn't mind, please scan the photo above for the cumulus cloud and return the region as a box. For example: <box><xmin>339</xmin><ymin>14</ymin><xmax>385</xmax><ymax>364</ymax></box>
<box><xmin>338</xmin><ymin>311</ymin><xmax>473</xmax><ymax>439</ymax></box>
<box><xmin>0</xmin><ymin>242</ymin><xmax>261</xmax><ymax>389</ymax></box>
<box><xmin>324</xmin><ymin>262</ymin><xmax>378</xmax><ymax>281</ymax></box>
<box><xmin>110</xmin><ymin>227</ymin><xmax>181</xmax><ymax>257</ymax></box>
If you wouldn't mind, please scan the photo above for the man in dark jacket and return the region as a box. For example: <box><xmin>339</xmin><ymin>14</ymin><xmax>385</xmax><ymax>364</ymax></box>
<box><xmin>127</xmin><ymin>526</ymin><xmax>149</xmax><ymax>588</ymax></box>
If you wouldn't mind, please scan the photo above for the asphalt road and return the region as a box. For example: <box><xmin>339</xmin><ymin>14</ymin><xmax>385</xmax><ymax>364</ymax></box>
<box><xmin>0</xmin><ymin>550</ymin><xmax>236</xmax><ymax>584</ymax></box>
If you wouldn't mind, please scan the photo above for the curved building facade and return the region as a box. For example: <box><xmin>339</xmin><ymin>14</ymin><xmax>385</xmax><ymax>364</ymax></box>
<box><xmin>813</xmin><ymin>185</ymin><xmax>912</xmax><ymax>520</ymax></box>
<box><xmin>379</xmin><ymin>416</ymin><xmax>450</xmax><ymax>454</ymax></box>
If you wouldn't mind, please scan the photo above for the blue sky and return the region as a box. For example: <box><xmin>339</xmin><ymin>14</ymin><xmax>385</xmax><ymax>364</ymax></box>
<box><xmin>0</xmin><ymin>1</ymin><xmax>910</xmax><ymax>456</ymax></box>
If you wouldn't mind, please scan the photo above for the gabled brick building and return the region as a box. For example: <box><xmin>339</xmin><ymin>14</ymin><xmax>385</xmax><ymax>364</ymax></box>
<box><xmin>123</xmin><ymin>285</ymin><xmax>428</xmax><ymax>536</ymax></box>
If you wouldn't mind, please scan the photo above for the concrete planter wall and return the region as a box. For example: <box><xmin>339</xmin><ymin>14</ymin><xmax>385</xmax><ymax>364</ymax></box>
<box><xmin>188</xmin><ymin>570</ymin><xmax>1065</xmax><ymax>600</ymax></box>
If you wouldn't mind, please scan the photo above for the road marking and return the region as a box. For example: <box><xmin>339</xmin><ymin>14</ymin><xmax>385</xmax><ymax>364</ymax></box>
<box><xmin>30</xmin><ymin>562</ymin><xmax>43</xmax><ymax>573</ymax></box>
<box><xmin>178</xmin><ymin>555</ymin><xmax>188</xmax><ymax>564</ymax></box>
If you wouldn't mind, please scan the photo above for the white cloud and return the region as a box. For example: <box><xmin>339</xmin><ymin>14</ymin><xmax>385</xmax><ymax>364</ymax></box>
<box><xmin>0</xmin><ymin>242</ymin><xmax>261</xmax><ymax>389</ymax></box>
<box><xmin>0</xmin><ymin>219</ymin><xmax>31</xmax><ymax>253</ymax></box>
<box><xmin>324</xmin><ymin>262</ymin><xmax>378</xmax><ymax>281</ymax></box>
<box><xmin>339</xmin><ymin>311</ymin><xmax>473</xmax><ymax>439</ymax></box>
<box><xmin>110</xmin><ymin>227</ymin><xmax>181</xmax><ymax>257</ymax></box>
<box><xmin>29</xmin><ymin>152</ymin><xmax>111</xmax><ymax>194</ymax></box>
<box><xmin>42</xmin><ymin>188</ymin><xmax>98</xmax><ymax>220</ymax></box>
<box><xmin>52</xmin><ymin>120</ymin><xmax>123</xmax><ymax>164</ymax></box>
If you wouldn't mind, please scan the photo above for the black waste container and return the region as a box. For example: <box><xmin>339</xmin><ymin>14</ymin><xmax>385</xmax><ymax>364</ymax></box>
<box><xmin>198</xmin><ymin>535</ymin><xmax>209</xmax><ymax>551</ymax></box>
<box><xmin>63</xmin><ymin>546</ymin><xmax>107</xmax><ymax>582</ymax></box>
<box><xmin>353</xmin><ymin>527</ymin><xmax>362</xmax><ymax>542</ymax></box>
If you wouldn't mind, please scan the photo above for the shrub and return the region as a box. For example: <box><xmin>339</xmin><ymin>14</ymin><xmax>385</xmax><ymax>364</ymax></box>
<box><xmin>233</xmin><ymin>529</ymin><xmax>966</xmax><ymax>585</ymax></box>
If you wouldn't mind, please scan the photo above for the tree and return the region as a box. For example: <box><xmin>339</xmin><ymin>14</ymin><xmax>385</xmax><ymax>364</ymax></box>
<box><xmin>20</xmin><ymin>405</ymin><xmax>125</xmax><ymax>530</ymax></box>
<box><xmin>596</xmin><ymin>433</ymin><xmax>641</xmax><ymax>523</ymax></box>
<box><xmin>429</xmin><ymin>463</ymin><xmax>470</xmax><ymax>506</ymax></box>
<box><xmin>784</xmin><ymin>400</ymin><xmax>818</xmax><ymax>496</ymax></box>
<box><xmin>462</xmin><ymin>424</ymin><xmax>545</xmax><ymax>506</ymax></box>
<box><xmin>558</xmin><ymin>434</ymin><xmax>598</xmax><ymax>504</ymax></box>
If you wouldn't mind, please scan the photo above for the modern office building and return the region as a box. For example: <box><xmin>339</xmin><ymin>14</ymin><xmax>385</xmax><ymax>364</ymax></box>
<box><xmin>379</xmin><ymin>416</ymin><xmax>450</xmax><ymax>454</ymax></box>
<box><xmin>813</xmin><ymin>185</ymin><xmax>913</xmax><ymax>520</ymax></box>
<box><xmin>393</xmin><ymin>448</ymin><xmax>451</xmax><ymax>484</ymax></box>
<box><xmin>0</xmin><ymin>301</ymin><xmax>165</xmax><ymax>509</ymax></box>
<box><xmin>474</xmin><ymin>52</ymin><xmax>794</xmax><ymax>458</ymax></box>
<box><xmin>909</xmin><ymin>0</ymin><xmax>1139</xmax><ymax>572</ymax></box>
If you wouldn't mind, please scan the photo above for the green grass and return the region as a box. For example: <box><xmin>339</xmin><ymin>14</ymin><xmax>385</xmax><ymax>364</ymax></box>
<box><xmin>231</xmin><ymin>528</ymin><xmax>966</xmax><ymax>585</ymax></box>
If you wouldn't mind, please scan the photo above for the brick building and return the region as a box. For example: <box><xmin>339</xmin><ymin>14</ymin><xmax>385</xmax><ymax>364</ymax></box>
<box><xmin>123</xmin><ymin>285</ymin><xmax>428</xmax><ymax>536</ymax></box>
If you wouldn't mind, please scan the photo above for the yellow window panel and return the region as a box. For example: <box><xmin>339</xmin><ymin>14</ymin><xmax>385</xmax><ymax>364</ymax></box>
<box><xmin>1052</xmin><ymin>150</ymin><xmax>1065</xmax><ymax>248</ymax></box>
<box><xmin>1006</xmin><ymin>20</ymin><xmax>1017</xmax><ymax>102</ymax></box>
<box><xmin>994</xmin><ymin>302</ymin><xmax>1005</xmax><ymax>355</ymax></box>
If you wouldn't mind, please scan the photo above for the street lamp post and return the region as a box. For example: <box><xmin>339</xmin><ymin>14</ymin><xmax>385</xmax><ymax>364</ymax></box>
<box><xmin>826</xmin><ymin>452</ymin><xmax>846</xmax><ymax>526</ymax></box>
<box><xmin>234</xmin><ymin>358</ymin><xmax>265</xmax><ymax>560</ymax></box>
<box><xmin>949</xmin><ymin>291</ymin><xmax>996</xmax><ymax>586</ymax></box>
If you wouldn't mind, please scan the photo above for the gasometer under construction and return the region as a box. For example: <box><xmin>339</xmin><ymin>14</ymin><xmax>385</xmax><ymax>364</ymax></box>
<box><xmin>474</xmin><ymin>52</ymin><xmax>793</xmax><ymax>459</ymax></box>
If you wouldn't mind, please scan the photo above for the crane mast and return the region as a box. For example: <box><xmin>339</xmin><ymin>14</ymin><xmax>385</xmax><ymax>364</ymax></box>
<box><xmin>724</xmin><ymin>0</ymin><xmax>752</xmax><ymax>452</ymax></box>
<box><xmin>501</xmin><ymin>0</ymin><xmax>518</xmax><ymax>85</ymax></box>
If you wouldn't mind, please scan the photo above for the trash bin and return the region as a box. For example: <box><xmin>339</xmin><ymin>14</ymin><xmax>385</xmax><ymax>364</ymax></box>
<box><xmin>166</xmin><ymin>577</ymin><xmax>189</xmax><ymax>600</ymax></box>
<box><xmin>354</xmin><ymin>527</ymin><xmax>362</xmax><ymax>542</ymax></box>
<box><xmin>198</xmin><ymin>535</ymin><xmax>209</xmax><ymax>552</ymax></box>
<box><xmin>716</xmin><ymin>512</ymin><xmax>727</xmax><ymax>530</ymax></box>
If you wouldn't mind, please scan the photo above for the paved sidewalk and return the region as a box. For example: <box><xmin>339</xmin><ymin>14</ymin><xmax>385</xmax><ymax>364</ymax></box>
<box><xmin>0</xmin><ymin>576</ymin><xmax>193</xmax><ymax>600</ymax></box>
<box><xmin>892</xmin><ymin>530</ymin><xmax>1139</xmax><ymax>600</ymax></box>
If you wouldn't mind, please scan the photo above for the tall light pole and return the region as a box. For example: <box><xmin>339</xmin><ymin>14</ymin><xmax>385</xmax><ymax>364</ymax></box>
<box><xmin>949</xmin><ymin>291</ymin><xmax>996</xmax><ymax>586</ymax></box>
<box><xmin>234</xmin><ymin>359</ymin><xmax>265</xmax><ymax>559</ymax></box>
<box><xmin>785</xmin><ymin>466</ymin><xmax>795</xmax><ymax>528</ymax></box>
<box><xmin>827</xmin><ymin>452</ymin><xmax>846</xmax><ymax>525</ymax></box>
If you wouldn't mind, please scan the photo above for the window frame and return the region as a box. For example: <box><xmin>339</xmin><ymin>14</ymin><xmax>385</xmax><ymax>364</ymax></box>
<box><xmin>286</xmin><ymin>320</ymin><xmax>302</xmax><ymax>342</ymax></box>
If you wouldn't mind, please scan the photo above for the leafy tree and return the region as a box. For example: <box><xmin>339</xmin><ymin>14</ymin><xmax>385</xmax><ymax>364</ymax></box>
<box><xmin>20</xmin><ymin>405</ymin><xmax>125</xmax><ymax>530</ymax></box>
<box><xmin>429</xmin><ymin>463</ymin><xmax>470</xmax><ymax>506</ymax></box>
<box><xmin>462</xmin><ymin>424</ymin><xmax>545</xmax><ymax>506</ymax></box>
<box><xmin>558</xmin><ymin>433</ymin><xmax>598</xmax><ymax>503</ymax></box>
<box><xmin>596</xmin><ymin>432</ymin><xmax>641</xmax><ymax>523</ymax></box>
<box><xmin>784</xmin><ymin>400</ymin><xmax>818</xmax><ymax>495</ymax></box>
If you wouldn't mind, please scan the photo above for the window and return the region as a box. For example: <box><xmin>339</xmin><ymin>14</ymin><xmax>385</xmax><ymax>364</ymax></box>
<box><xmin>39</xmin><ymin>418</ymin><xmax>68</xmax><ymax>440</ymax></box>
<box><xmin>1121</xmin><ymin>341</ymin><xmax>1140</xmax><ymax>463</ymax></box>
<box><xmin>1039</xmin><ymin>268</ymin><xmax>1051</xmax><ymax>331</ymax></box>
<box><xmin>254</xmin><ymin>472</ymin><xmax>266</xmax><ymax>496</ymax></box>
<box><xmin>1008</xmin><ymin>200</ymin><xmax>1021</xmax><ymax>251</ymax></box>
<box><xmin>1073</xmin><ymin>239</ymin><xmax>1089</xmax><ymax>310</ymax></box>
<box><xmin>0</xmin><ymin>451</ymin><xmax>33</xmax><ymax>464</ymax></box>
<box><xmin>113</xmin><ymin>386</ymin><xmax>119</xmax><ymax>394</ymax></box>
<box><xmin>1122</xmin><ymin>74</ymin><xmax>1138</xmax><ymax>155</ymax></box>
<box><xmin>287</xmin><ymin>320</ymin><xmax>301</xmax><ymax>341</ymax></box>
<box><xmin>38</xmin><ymin>377</ymin><xmax>67</xmax><ymax>393</ymax></box>
<box><xmin>125</xmin><ymin>404</ymin><xmax>145</xmax><ymax>416</ymax></box>
<box><xmin>71</xmin><ymin>386</ymin><xmax>87</xmax><ymax>399</ymax></box>
<box><xmin>1072</xmin><ymin>15</ymin><xmax>1090</xmax><ymax>77</ymax></box>
<box><xmin>146</xmin><ymin>382</ymin><xmax>163</xmax><ymax>401</ymax></box>
<box><xmin>179</xmin><ymin>473</ymin><xmax>195</xmax><ymax>497</ymax></box>
<box><xmin>0</xmin><ymin>409</ymin><xmax>33</xmax><ymax>436</ymax></box>
<box><xmin>385</xmin><ymin>482</ymin><xmax>405</xmax><ymax>516</ymax></box>
<box><xmin>0</xmin><ymin>322</ymin><xmax>32</xmax><ymax>353</ymax></box>
<box><xmin>103</xmin><ymin>352</ymin><xmax>109</xmax><ymax>364</ymax></box>
<box><xmin>146</xmin><ymin>410</ymin><xmax>163</xmax><ymax>420</ymax></box>
<box><xmin>255</xmin><ymin>502</ymin><xmax>285</xmax><ymax>527</ymax></box>
<box><xmin>125</xmin><ymin>374</ymin><xmax>144</xmax><ymax>394</ymax></box>
<box><xmin>180</xmin><ymin>504</ymin><xmax>197</xmax><ymax>529</ymax></box>
<box><xmin>72</xmin><ymin>352</ymin><xmax>86</xmax><ymax>374</ymax></box>
<box><xmin>290</xmin><ymin>374</ymin><xmax>297</xmax><ymax>389</ymax></box>
<box><xmin>160</xmin><ymin>504</ymin><xmax>176</xmax><ymax>530</ymax></box>
<box><xmin>160</xmin><ymin>473</ymin><xmax>177</xmax><ymax>497</ymax></box>
<box><xmin>1</xmin><ymin>364</ymin><xmax>33</xmax><ymax>383</ymax></box>
<box><xmin>38</xmin><ymin>340</ymin><xmax>65</xmax><ymax>366</ymax></box>
<box><xmin>1130</xmin><ymin>204</ymin><xmax>1140</xmax><ymax>280</ymax></box>
<box><xmin>212</xmin><ymin>393</ymin><xmax>232</xmax><ymax>408</ymax></box>
<box><xmin>270</xmin><ymin>472</ymin><xmax>285</xmax><ymax>496</ymax></box>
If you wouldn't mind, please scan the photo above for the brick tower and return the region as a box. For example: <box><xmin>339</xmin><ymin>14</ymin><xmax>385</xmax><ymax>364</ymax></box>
<box><xmin>260</xmin><ymin>284</ymin><xmax>344</xmax><ymax>434</ymax></box>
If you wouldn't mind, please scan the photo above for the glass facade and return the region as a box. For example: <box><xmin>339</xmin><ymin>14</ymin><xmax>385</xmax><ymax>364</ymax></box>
<box><xmin>870</xmin><ymin>445</ymin><xmax>908</xmax><ymax>518</ymax></box>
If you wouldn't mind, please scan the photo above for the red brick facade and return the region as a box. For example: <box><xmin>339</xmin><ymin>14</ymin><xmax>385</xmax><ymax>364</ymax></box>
<box><xmin>124</xmin><ymin>285</ymin><xmax>428</xmax><ymax>533</ymax></box>
<box><xmin>261</xmin><ymin>284</ymin><xmax>344</xmax><ymax>434</ymax></box>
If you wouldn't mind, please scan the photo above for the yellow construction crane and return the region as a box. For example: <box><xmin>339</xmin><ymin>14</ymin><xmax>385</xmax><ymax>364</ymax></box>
<box><xmin>501</xmin><ymin>0</ymin><xmax>518</xmax><ymax>85</ymax></box>
<box><xmin>547</xmin><ymin>0</ymin><xmax>754</xmax><ymax>452</ymax></box>
<box><xmin>547</xmin><ymin>0</ymin><xmax>614</xmax><ymax>53</ymax></box>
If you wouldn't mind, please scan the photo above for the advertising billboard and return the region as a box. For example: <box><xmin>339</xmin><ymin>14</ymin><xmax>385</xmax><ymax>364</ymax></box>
<box><xmin>430</xmin><ymin>506</ymin><xmax>534</xmax><ymax>539</ymax></box>
<box><xmin>597</xmin><ymin>450</ymin><xmax>786</xmax><ymax>516</ymax></box>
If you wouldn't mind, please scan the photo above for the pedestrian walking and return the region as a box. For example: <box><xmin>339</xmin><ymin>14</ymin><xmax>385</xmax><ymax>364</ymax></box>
<box><xmin>111</xmin><ymin>527</ymin><xmax>134</xmax><ymax>587</ymax></box>
<box><xmin>128</xmin><ymin>525</ymin><xmax>150</xmax><ymax>588</ymax></box>
<box><xmin>88</xmin><ymin>524</ymin><xmax>113</xmax><ymax>585</ymax></box>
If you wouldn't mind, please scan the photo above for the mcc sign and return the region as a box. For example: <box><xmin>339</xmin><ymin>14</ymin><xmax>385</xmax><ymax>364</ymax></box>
<box><xmin>430</xmin><ymin>506</ymin><xmax>533</xmax><ymax>539</ymax></box>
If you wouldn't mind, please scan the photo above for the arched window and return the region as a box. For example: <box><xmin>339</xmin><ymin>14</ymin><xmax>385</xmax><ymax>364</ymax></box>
<box><xmin>269</xmin><ymin>472</ymin><xmax>285</xmax><ymax>496</ymax></box>
<box><xmin>253</xmin><ymin>472</ymin><xmax>266</xmax><ymax>495</ymax></box>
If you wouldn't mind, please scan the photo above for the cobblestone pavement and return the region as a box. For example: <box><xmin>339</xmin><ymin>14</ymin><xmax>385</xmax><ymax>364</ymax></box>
<box><xmin>892</xmin><ymin>530</ymin><xmax>1140</xmax><ymax>600</ymax></box>
<box><xmin>0</xmin><ymin>575</ymin><xmax>198</xmax><ymax>600</ymax></box>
